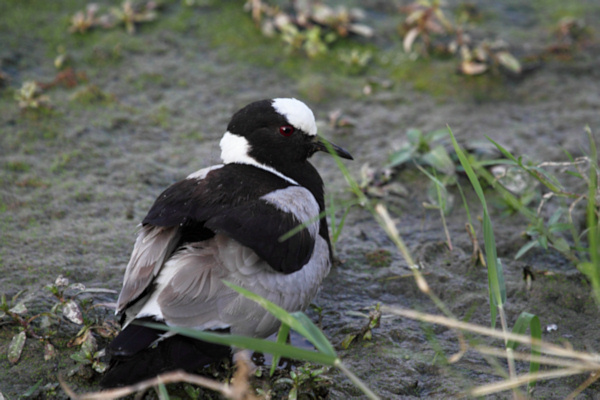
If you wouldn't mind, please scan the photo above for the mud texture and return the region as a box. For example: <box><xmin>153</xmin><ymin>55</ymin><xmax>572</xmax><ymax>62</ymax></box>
<box><xmin>1</xmin><ymin>1</ymin><xmax>600</xmax><ymax>399</ymax></box>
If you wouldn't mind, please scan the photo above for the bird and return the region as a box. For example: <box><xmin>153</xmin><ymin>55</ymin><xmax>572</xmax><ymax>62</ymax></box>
<box><xmin>100</xmin><ymin>98</ymin><xmax>353</xmax><ymax>387</ymax></box>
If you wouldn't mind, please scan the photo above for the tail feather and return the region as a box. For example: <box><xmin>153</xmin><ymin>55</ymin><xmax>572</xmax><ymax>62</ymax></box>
<box><xmin>101</xmin><ymin>322</ymin><xmax>231</xmax><ymax>388</ymax></box>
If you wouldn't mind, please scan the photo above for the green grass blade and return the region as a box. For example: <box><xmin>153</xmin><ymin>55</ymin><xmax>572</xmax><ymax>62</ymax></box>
<box><xmin>449</xmin><ymin>127</ymin><xmax>506</xmax><ymax>327</ymax></box>
<box><xmin>388</xmin><ymin>147</ymin><xmax>414</xmax><ymax>167</ymax></box>
<box><xmin>278</xmin><ymin>209</ymin><xmax>325</xmax><ymax>243</ymax></box>
<box><xmin>456</xmin><ymin>182</ymin><xmax>473</xmax><ymax>227</ymax></box>
<box><xmin>507</xmin><ymin>312</ymin><xmax>541</xmax><ymax>388</ymax></box>
<box><xmin>449</xmin><ymin>129</ymin><xmax>488</xmax><ymax>212</ymax></box>
<box><xmin>336</xmin><ymin>361</ymin><xmax>381</xmax><ymax>400</ymax></box>
<box><xmin>415</xmin><ymin>164</ymin><xmax>453</xmax><ymax>249</ymax></box>
<box><xmin>487</xmin><ymin>136</ymin><xmax>566</xmax><ymax>194</ymax></box>
<box><xmin>290</xmin><ymin>311</ymin><xmax>337</xmax><ymax>356</ymax></box>
<box><xmin>493</xmin><ymin>257</ymin><xmax>506</xmax><ymax>305</ymax></box>
<box><xmin>515</xmin><ymin>240</ymin><xmax>539</xmax><ymax>260</ymax></box>
<box><xmin>270</xmin><ymin>323</ymin><xmax>291</xmax><ymax>376</ymax></box>
<box><xmin>280</xmin><ymin>197</ymin><xmax>358</xmax><ymax>244</ymax></box>
<box><xmin>584</xmin><ymin>127</ymin><xmax>600</xmax><ymax>302</ymax></box>
<box><xmin>141</xmin><ymin>321</ymin><xmax>338</xmax><ymax>365</ymax></box>
<box><xmin>317</xmin><ymin>135</ymin><xmax>370</xmax><ymax>208</ymax></box>
<box><xmin>422</xmin><ymin>145</ymin><xmax>455</xmax><ymax>175</ymax></box>
<box><xmin>486</xmin><ymin>136</ymin><xmax>519</xmax><ymax>164</ymax></box>
<box><xmin>223</xmin><ymin>281</ymin><xmax>337</xmax><ymax>357</ymax></box>
<box><xmin>157</xmin><ymin>383</ymin><xmax>170</xmax><ymax>400</ymax></box>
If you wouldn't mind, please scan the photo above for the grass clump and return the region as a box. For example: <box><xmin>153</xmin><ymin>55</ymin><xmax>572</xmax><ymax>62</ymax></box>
<box><xmin>1</xmin><ymin>275</ymin><xmax>118</xmax><ymax>396</ymax></box>
<box><xmin>481</xmin><ymin>129</ymin><xmax>599</xmax><ymax>283</ymax></box>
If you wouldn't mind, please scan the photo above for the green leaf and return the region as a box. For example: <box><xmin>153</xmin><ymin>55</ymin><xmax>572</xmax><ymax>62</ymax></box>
<box><xmin>406</xmin><ymin>128</ymin><xmax>422</xmax><ymax>145</ymax></box>
<box><xmin>388</xmin><ymin>147</ymin><xmax>414</xmax><ymax>167</ymax></box>
<box><xmin>8</xmin><ymin>331</ymin><xmax>26</xmax><ymax>364</ymax></box>
<box><xmin>548</xmin><ymin>208</ymin><xmax>563</xmax><ymax>226</ymax></box>
<box><xmin>487</xmin><ymin>137</ymin><xmax>519</xmax><ymax>164</ymax></box>
<box><xmin>507</xmin><ymin>312</ymin><xmax>541</xmax><ymax>388</ymax></box>
<box><xmin>70</xmin><ymin>351</ymin><xmax>90</xmax><ymax>364</ymax></box>
<box><xmin>584</xmin><ymin>126</ymin><xmax>600</xmax><ymax>303</ymax></box>
<box><xmin>157</xmin><ymin>382</ymin><xmax>170</xmax><ymax>400</ymax></box>
<box><xmin>487</xmin><ymin>136</ymin><xmax>566</xmax><ymax>194</ymax></box>
<box><xmin>8</xmin><ymin>301</ymin><xmax>27</xmax><ymax>315</ymax></box>
<box><xmin>539</xmin><ymin>235</ymin><xmax>548</xmax><ymax>250</ymax></box>
<box><xmin>21</xmin><ymin>379</ymin><xmax>43</xmax><ymax>397</ymax></box>
<box><xmin>551</xmin><ymin>237</ymin><xmax>570</xmax><ymax>254</ymax></box>
<box><xmin>496</xmin><ymin>51</ymin><xmax>522</xmax><ymax>74</ymax></box>
<box><xmin>223</xmin><ymin>281</ymin><xmax>337</xmax><ymax>357</ymax></box>
<box><xmin>270</xmin><ymin>323</ymin><xmax>291</xmax><ymax>377</ymax></box>
<box><xmin>290</xmin><ymin>311</ymin><xmax>337</xmax><ymax>356</ymax></box>
<box><xmin>422</xmin><ymin>145</ymin><xmax>455</xmax><ymax>175</ymax></box>
<box><xmin>549</xmin><ymin>223</ymin><xmax>572</xmax><ymax>233</ymax></box>
<box><xmin>450</xmin><ymin>128</ymin><xmax>505</xmax><ymax>326</ymax></box>
<box><xmin>341</xmin><ymin>334</ymin><xmax>357</xmax><ymax>349</ymax></box>
<box><xmin>515</xmin><ymin>240</ymin><xmax>538</xmax><ymax>260</ymax></box>
<box><xmin>142</xmin><ymin>322</ymin><xmax>338</xmax><ymax>366</ymax></box>
<box><xmin>425</xmin><ymin>129</ymin><xmax>449</xmax><ymax>143</ymax></box>
<box><xmin>578</xmin><ymin>262</ymin><xmax>594</xmax><ymax>277</ymax></box>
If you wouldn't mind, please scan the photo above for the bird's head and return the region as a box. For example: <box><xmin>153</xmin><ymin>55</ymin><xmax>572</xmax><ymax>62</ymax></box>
<box><xmin>220</xmin><ymin>98</ymin><xmax>353</xmax><ymax>173</ymax></box>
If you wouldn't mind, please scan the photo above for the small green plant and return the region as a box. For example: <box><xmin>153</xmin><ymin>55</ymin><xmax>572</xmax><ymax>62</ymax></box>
<box><xmin>399</xmin><ymin>1</ymin><xmax>522</xmax><ymax>75</ymax></box>
<box><xmin>69</xmin><ymin>3</ymin><xmax>102</xmax><ymax>34</ymax></box>
<box><xmin>280</xmin><ymin>25</ymin><xmax>334</xmax><ymax>58</ymax></box>
<box><xmin>400</xmin><ymin>0</ymin><xmax>454</xmax><ymax>54</ymax></box>
<box><xmin>274</xmin><ymin>364</ymin><xmax>330</xmax><ymax>400</ymax></box>
<box><xmin>340</xmin><ymin>303</ymin><xmax>382</xmax><ymax>349</ymax></box>
<box><xmin>110</xmin><ymin>0</ymin><xmax>159</xmax><ymax>34</ymax></box>
<box><xmin>69</xmin><ymin>329</ymin><xmax>108</xmax><ymax>375</ymax></box>
<box><xmin>245</xmin><ymin>0</ymin><xmax>372</xmax><ymax>58</ymax></box>
<box><xmin>14</xmin><ymin>81</ymin><xmax>51</xmax><ymax>110</ymax></box>
<box><xmin>1</xmin><ymin>275</ymin><xmax>117</xmax><ymax>374</ymax></box>
<box><xmin>457</xmin><ymin>39</ymin><xmax>522</xmax><ymax>75</ymax></box>
<box><xmin>477</xmin><ymin>131</ymin><xmax>598</xmax><ymax>274</ymax></box>
<box><xmin>69</xmin><ymin>1</ymin><xmax>159</xmax><ymax>35</ymax></box>
<box><xmin>364</xmin><ymin>249</ymin><xmax>392</xmax><ymax>268</ymax></box>
<box><xmin>449</xmin><ymin>127</ymin><xmax>541</xmax><ymax>392</ymax></box>
<box><xmin>545</xmin><ymin>17</ymin><xmax>593</xmax><ymax>59</ymax></box>
<box><xmin>416</xmin><ymin>164</ymin><xmax>454</xmax><ymax>250</ymax></box>
<box><xmin>338</xmin><ymin>49</ymin><xmax>373</xmax><ymax>74</ymax></box>
<box><xmin>388</xmin><ymin>128</ymin><xmax>455</xmax><ymax>177</ymax></box>
<box><xmin>327</xmin><ymin>193</ymin><xmax>354</xmax><ymax>253</ymax></box>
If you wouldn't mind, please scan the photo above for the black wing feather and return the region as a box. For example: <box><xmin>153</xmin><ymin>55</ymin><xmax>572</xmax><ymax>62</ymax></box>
<box><xmin>205</xmin><ymin>201</ymin><xmax>314</xmax><ymax>273</ymax></box>
<box><xmin>142</xmin><ymin>165</ymin><xmax>316</xmax><ymax>274</ymax></box>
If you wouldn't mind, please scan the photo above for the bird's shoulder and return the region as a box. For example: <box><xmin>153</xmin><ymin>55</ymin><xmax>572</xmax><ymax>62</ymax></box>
<box><xmin>142</xmin><ymin>163</ymin><xmax>299</xmax><ymax>227</ymax></box>
<box><xmin>140</xmin><ymin>163</ymin><xmax>321</xmax><ymax>275</ymax></box>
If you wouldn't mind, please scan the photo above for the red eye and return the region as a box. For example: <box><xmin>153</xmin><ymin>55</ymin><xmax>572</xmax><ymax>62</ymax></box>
<box><xmin>279</xmin><ymin>125</ymin><xmax>295</xmax><ymax>137</ymax></box>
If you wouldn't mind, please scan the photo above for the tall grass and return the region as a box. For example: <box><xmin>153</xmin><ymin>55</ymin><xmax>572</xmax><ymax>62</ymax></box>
<box><xmin>485</xmin><ymin>127</ymin><xmax>599</xmax><ymax>303</ymax></box>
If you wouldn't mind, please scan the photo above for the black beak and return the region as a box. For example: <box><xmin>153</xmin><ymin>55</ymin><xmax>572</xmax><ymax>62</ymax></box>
<box><xmin>312</xmin><ymin>137</ymin><xmax>353</xmax><ymax>160</ymax></box>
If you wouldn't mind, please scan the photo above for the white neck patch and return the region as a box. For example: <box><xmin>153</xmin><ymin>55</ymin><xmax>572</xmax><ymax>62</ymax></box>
<box><xmin>219</xmin><ymin>131</ymin><xmax>299</xmax><ymax>185</ymax></box>
<box><xmin>272</xmin><ymin>98</ymin><xmax>317</xmax><ymax>136</ymax></box>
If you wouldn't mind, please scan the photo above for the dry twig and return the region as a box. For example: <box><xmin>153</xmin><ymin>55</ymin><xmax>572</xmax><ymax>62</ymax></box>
<box><xmin>59</xmin><ymin>357</ymin><xmax>258</xmax><ymax>400</ymax></box>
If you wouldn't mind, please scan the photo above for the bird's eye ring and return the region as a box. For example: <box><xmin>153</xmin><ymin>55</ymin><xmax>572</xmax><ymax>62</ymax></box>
<box><xmin>279</xmin><ymin>125</ymin><xmax>295</xmax><ymax>137</ymax></box>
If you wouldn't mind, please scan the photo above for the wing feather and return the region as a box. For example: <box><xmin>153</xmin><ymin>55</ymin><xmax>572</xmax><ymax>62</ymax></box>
<box><xmin>151</xmin><ymin>233</ymin><xmax>330</xmax><ymax>337</ymax></box>
<box><xmin>116</xmin><ymin>225</ymin><xmax>180</xmax><ymax>313</ymax></box>
<box><xmin>141</xmin><ymin>165</ymin><xmax>319</xmax><ymax>274</ymax></box>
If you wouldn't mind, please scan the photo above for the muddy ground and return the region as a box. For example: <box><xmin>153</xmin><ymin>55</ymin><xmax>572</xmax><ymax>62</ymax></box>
<box><xmin>1</xmin><ymin>0</ymin><xmax>600</xmax><ymax>399</ymax></box>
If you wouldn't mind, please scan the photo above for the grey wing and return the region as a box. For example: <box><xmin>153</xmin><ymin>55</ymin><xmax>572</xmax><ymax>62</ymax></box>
<box><xmin>152</xmin><ymin>233</ymin><xmax>330</xmax><ymax>338</ymax></box>
<box><xmin>116</xmin><ymin>225</ymin><xmax>180</xmax><ymax>314</ymax></box>
<box><xmin>154</xmin><ymin>234</ymin><xmax>274</xmax><ymax>335</ymax></box>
